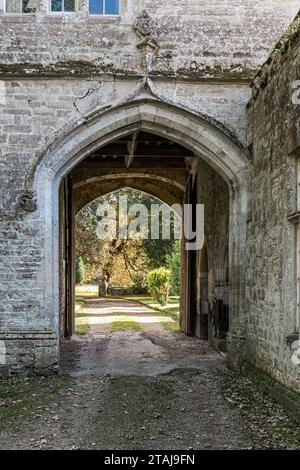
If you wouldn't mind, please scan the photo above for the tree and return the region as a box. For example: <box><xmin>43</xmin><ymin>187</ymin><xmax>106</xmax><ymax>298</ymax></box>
<box><xmin>95</xmin><ymin>235</ymin><xmax>148</xmax><ymax>296</ymax></box>
<box><xmin>166</xmin><ymin>241</ymin><xmax>181</xmax><ymax>295</ymax></box>
<box><xmin>76</xmin><ymin>188</ymin><xmax>180</xmax><ymax>295</ymax></box>
<box><xmin>123</xmin><ymin>188</ymin><xmax>178</xmax><ymax>269</ymax></box>
<box><xmin>76</xmin><ymin>191</ymin><xmax>149</xmax><ymax>296</ymax></box>
<box><xmin>76</xmin><ymin>257</ymin><xmax>85</xmax><ymax>285</ymax></box>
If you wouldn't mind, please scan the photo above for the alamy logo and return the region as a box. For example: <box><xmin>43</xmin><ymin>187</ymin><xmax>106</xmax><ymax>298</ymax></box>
<box><xmin>96</xmin><ymin>196</ymin><xmax>205</xmax><ymax>251</ymax></box>
<box><xmin>292</xmin><ymin>81</ymin><xmax>300</xmax><ymax>105</ymax></box>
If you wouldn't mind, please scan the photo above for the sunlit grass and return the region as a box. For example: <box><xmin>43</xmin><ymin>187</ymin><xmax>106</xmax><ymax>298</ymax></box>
<box><xmin>74</xmin><ymin>289</ymin><xmax>180</xmax><ymax>335</ymax></box>
<box><xmin>75</xmin><ymin>284</ymin><xmax>98</xmax><ymax>299</ymax></box>
<box><xmin>75</xmin><ymin>299</ymin><xmax>90</xmax><ymax>335</ymax></box>
<box><xmin>125</xmin><ymin>296</ymin><xmax>180</xmax><ymax>319</ymax></box>
<box><xmin>75</xmin><ymin>322</ymin><xmax>90</xmax><ymax>335</ymax></box>
<box><xmin>162</xmin><ymin>321</ymin><xmax>181</xmax><ymax>334</ymax></box>
<box><xmin>111</xmin><ymin>316</ymin><xmax>142</xmax><ymax>332</ymax></box>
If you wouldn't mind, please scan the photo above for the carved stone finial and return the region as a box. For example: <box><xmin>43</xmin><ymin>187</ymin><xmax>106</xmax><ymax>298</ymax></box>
<box><xmin>137</xmin><ymin>37</ymin><xmax>158</xmax><ymax>74</ymax></box>
<box><xmin>134</xmin><ymin>10</ymin><xmax>156</xmax><ymax>38</ymax></box>
<box><xmin>134</xmin><ymin>11</ymin><xmax>158</xmax><ymax>75</ymax></box>
<box><xmin>19</xmin><ymin>191</ymin><xmax>37</xmax><ymax>212</ymax></box>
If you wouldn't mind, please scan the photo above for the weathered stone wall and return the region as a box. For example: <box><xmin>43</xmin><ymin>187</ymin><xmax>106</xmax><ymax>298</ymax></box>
<box><xmin>0</xmin><ymin>77</ymin><xmax>251</xmax><ymax>219</ymax></box>
<box><xmin>197</xmin><ymin>160</ymin><xmax>229</xmax><ymax>349</ymax></box>
<box><xmin>0</xmin><ymin>0</ymin><xmax>299</xmax><ymax>382</ymax></box>
<box><xmin>247</xmin><ymin>16</ymin><xmax>300</xmax><ymax>392</ymax></box>
<box><xmin>0</xmin><ymin>1</ymin><xmax>298</xmax><ymax>79</ymax></box>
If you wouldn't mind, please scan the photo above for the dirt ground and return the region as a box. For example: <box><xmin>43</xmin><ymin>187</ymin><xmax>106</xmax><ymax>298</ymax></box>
<box><xmin>0</xmin><ymin>298</ymin><xmax>299</xmax><ymax>450</ymax></box>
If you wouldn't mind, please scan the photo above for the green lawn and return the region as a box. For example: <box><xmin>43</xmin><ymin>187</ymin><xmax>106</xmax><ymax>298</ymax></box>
<box><xmin>75</xmin><ymin>299</ymin><xmax>90</xmax><ymax>335</ymax></box>
<box><xmin>125</xmin><ymin>296</ymin><xmax>180</xmax><ymax>320</ymax></box>
<box><xmin>75</xmin><ymin>284</ymin><xmax>98</xmax><ymax>299</ymax></box>
<box><xmin>111</xmin><ymin>316</ymin><xmax>142</xmax><ymax>333</ymax></box>
<box><xmin>74</xmin><ymin>291</ymin><xmax>180</xmax><ymax>335</ymax></box>
<box><xmin>162</xmin><ymin>321</ymin><xmax>181</xmax><ymax>334</ymax></box>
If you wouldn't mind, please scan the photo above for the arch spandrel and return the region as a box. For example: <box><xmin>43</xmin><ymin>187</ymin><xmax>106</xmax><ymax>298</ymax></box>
<box><xmin>30</xmin><ymin>94</ymin><xmax>252</xmax><ymax>197</ymax></box>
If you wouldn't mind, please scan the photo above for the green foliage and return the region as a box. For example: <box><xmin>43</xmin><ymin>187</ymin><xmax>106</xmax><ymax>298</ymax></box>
<box><xmin>143</xmin><ymin>239</ymin><xmax>176</xmax><ymax>270</ymax></box>
<box><xmin>166</xmin><ymin>241</ymin><xmax>181</xmax><ymax>295</ymax></box>
<box><xmin>76</xmin><ymin>257</ymin><xmax>85</xmax><ymax>285</ymax></box>
<box><xmin>76</xmin><ymin>188</ymin><xmax>179</xmax><ymax>292</ymax></box>
<box><xmin>146</xmin><ymin>268</ymin><xmax>171</xmax><ymax>306</ymax></box>
<box><xmin>131</xmin><ymin>273</ymin><xmax>148</xmax><ymax>294</ymax></box>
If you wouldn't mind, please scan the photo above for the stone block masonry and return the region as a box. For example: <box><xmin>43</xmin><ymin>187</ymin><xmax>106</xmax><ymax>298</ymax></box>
<box><xmin>0</xmin><ymin>0</ymin><xmax>298</xmax><ymax>412</ymax></box>
<box><xmin>247</xmin><ymin>12</ymin><xmax>300</xmax><ymax>393</ymax></box>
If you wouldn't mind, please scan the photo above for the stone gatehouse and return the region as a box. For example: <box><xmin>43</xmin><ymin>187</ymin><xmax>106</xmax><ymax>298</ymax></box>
<box><xmin>0</xmin><ymin>1</ymin><xmax>299</xmax><ymax>408</ymax></box>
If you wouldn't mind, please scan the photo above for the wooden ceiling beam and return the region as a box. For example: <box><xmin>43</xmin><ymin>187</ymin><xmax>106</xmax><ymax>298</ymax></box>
<box><xmin>91</xmin><ymin>144</ymin><xmax>193</xmax><ymax>158</ymax></box>
<box><xmin>125</xmin><ymin>131</ymin><xmax>138</xmax><ymax>169</ymax></box>
<box><xmin>76</xmin><ymin>158</ymin><xmax>187</xmax><ymax>170</ymax></box>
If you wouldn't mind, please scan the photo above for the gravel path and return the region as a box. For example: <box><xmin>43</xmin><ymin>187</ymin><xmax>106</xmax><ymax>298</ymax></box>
<box><xmin>0</xmin><ymin>298</ymin><xmax>298</xmax><ymax>450</ymax></box>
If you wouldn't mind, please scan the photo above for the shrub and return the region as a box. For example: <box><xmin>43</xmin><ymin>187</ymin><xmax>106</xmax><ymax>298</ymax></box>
<box><xmin>76</xmin><ymin>257</ymin><xmax>85</xmax><ymax>285</ymax></box>
<box><xmin>146</xmin><ymin>268</ymin><xmax>171</xmax><ymax>306</ymax></box>
<box><xmin>166</xmin><ymin>241</ymin><xmax>181</xmax><ymax>295</ymax></box>
<box><xmin>132</xmin><ymin>273</ymin><xmax>148</xmax><ymax>294</ymax></box>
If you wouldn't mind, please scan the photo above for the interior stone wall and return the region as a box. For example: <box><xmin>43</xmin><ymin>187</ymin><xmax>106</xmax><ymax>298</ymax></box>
<box><xmin>197</xmin><ymin>160</ymin><xmax>229</xmax><ymax>350</ymax></box>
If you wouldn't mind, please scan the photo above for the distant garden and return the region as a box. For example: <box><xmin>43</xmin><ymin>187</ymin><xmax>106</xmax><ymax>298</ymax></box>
<box><xmin>75</xmin><ymin>188</ymin><xmax>181</xmax><ymax>315</ymax></box>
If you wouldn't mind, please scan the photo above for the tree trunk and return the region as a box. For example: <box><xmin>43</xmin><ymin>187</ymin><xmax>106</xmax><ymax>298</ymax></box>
<box><xmin>98</xmin><ymin>278</ymin><xmax>107</xmax><ymax>297</ymax></box>
<box><xmin>98</xmin><ymin>274</ymin><xmax>111</xmax><ymax>297</ymax></box>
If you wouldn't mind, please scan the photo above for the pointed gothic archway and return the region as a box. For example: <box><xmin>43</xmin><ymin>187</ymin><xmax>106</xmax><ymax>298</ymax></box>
<box><xmin>31</xmin><ymin>96</ymin><xmax>252</xmax><ymax>366</ymax></box>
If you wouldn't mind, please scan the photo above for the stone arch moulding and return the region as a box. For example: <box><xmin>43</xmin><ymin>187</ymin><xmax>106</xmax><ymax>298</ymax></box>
<box><xmin>74</xmin><ymin>174</ymin><xmax>186</xmax><ymax>213</ymax></box>
<box><xmin>31</xmin><ymin>96</ymin><xmax>252</xmax><ymax>367</ymax></box>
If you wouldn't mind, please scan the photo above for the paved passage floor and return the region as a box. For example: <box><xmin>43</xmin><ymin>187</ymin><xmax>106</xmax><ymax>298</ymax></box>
<box><xmin>0</xmin><ymin>298</ymin><xmax>298</xmax><ymax>450</ymax></box>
